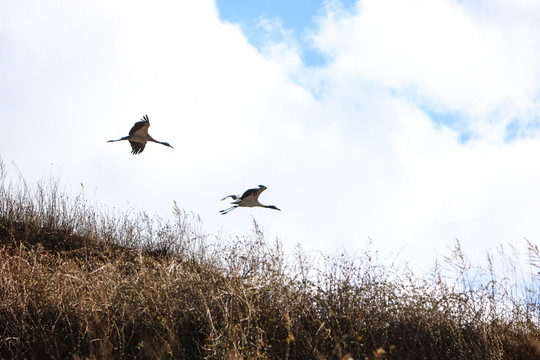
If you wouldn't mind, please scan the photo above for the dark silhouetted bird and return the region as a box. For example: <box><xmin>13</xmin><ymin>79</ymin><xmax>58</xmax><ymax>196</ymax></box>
<box><xmin>220</xmin><ymin>185</ymin><xmax>280</xmax><ymax>215</ymax></box>
<box><xmin>107</xmin><ymin>115</ymin><xmax>173</xmax><ymax>154</ymax></box>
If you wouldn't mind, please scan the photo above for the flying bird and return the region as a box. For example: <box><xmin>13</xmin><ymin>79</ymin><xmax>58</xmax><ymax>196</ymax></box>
<box><xmin>220</xmin><ymin>185</ymin><xmax>281</xmax><ymax>215</ymax></box>
<box><xmin>107</xmin><ymin>114</ymin><xmax>174</xmax><ymax>154</ymax></box>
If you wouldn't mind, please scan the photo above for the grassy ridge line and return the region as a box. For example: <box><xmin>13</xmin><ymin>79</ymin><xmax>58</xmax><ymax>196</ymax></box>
<box><xmin>0</xmin><ymin>161</ymin><xmax>539</xmax><ymax>359</ymax></box>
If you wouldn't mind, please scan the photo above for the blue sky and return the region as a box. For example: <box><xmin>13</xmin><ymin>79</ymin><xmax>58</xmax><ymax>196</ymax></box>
<box><xmin>217</xmin><ymin>0</ymin><xmax>329</xmax><ymax>34</ymax></box>
<box><xmin>1</xmin><ymin>0</ymin><xmax>540</xmax><ymax>272</ymax></box>
<box><xmin>217</xmin><ymin>0</ymin><xmax>356</xmax><ymax>67</ymax></box>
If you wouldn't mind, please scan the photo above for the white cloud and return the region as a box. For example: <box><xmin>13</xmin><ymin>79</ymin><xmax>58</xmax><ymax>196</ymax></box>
<box><xmin>250</xmin><ymin>0</ymin><xmax>540</xmax><ymax>266</ymax></box>
<box><xmin>1</xmin><ymin>0</ymin><xmax>540</xmax><ymax>272</ymax></box>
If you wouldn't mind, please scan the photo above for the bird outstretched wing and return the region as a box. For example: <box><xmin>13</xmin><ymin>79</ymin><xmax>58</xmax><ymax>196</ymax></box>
<box><xmin>129</xmin><ymin>115</ymin><xmax>150</xmax><ymax>136</ymax></box>
<box><xmin>221</xmin><ymin>195</ymin><xmax>238</xmax><ymax>201</ymax></box>
<box><xmin>129</xmin><ymin>140</ymin><xmax>146</xmax><ymax>155</ymax></box>
<box><xmin>241</xmin><ymin>185</ymin><xmax>266</xmax><ymax>200</ymax></box>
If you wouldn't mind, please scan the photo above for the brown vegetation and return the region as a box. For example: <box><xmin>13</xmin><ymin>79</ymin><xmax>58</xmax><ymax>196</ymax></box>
<box><xmin>0</xmin><ymin>161</ymin><xmax>538</xmax><ymax>359</ymax></box>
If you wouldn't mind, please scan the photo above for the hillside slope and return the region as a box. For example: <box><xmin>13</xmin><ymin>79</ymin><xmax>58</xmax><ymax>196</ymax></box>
<box><xmin>0</xmin><ymin>164</ymin><xmax>538</xmax><ymax>359</ymax></box>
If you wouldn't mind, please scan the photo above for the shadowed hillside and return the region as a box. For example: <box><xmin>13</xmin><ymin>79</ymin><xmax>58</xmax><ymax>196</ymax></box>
<box><xmin>0</xmin><ymin>160</ymin><xmax>539</xmax><ymax>359</ymax></box>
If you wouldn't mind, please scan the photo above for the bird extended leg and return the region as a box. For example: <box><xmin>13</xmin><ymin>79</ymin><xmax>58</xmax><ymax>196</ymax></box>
<box><xmin>219</xmin><ymin>205</ymin><xmax>238</xmax><ymax>215</ymax></box>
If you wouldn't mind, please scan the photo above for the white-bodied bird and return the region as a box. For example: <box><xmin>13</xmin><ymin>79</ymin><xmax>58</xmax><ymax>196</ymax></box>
<box><xmin>220</xmin><ymin>185</ymin><xmax>281</xmax><ymax>215</ymax></box>
<box><xmin>107</xmin><ymin>114</ymin><xmax>174</xmax><ymax>154</ymax></box>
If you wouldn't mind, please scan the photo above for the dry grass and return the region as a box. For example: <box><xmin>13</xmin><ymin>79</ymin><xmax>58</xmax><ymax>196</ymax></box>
<box><xmin>0</xmin><ymin>159</ymin><xmax>538</xmax><ymax>359</ymax></box>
